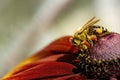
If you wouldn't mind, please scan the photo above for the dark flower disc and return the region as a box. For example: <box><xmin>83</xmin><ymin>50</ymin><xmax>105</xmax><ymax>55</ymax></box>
<box><xmin>75</xmin><ymin>33</ymin><xmax>120</xmax><ymax>79</ymax></box>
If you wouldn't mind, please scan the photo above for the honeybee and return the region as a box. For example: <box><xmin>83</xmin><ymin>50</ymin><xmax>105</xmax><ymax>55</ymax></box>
<box><xmin>71</xmin><ymin>17</ymin><xmax>109</xmax><ymax>53</ymax></box>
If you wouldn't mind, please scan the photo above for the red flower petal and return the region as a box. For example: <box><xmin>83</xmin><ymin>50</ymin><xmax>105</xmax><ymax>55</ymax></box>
<box><xmin>3</xmin><ymin>62</ymin><xmax>77</xmax><ymax>80</ymax></box>
<box><xmin>5</xmin><ymin>54</ymin><xmax>76</xmax><ymax>76</ymax></box>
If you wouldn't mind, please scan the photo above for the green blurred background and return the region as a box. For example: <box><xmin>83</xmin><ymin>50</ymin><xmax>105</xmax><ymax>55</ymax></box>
<box><xmin>0</xmin><ymin>0</ymin><xmax>120</xmax><ymax>77</ymax></box>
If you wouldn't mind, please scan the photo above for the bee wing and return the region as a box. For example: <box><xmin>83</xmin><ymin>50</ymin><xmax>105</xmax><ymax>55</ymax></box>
<box><xmin>79</xmin><ymin>17</ymin><xmax>100</xmax><ymax>33</ymax></box>
<box><xmin>83</xmin><ymin>17</ymin><xmax>96</xmax><ymax>28</ymax></box>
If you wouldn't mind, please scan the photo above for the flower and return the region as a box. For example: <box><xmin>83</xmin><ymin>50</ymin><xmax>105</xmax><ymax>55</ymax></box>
<box><xmin>2</xmin><ymin>33</ymin><xmax>120</xmax><ymax>80</ymax></box>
